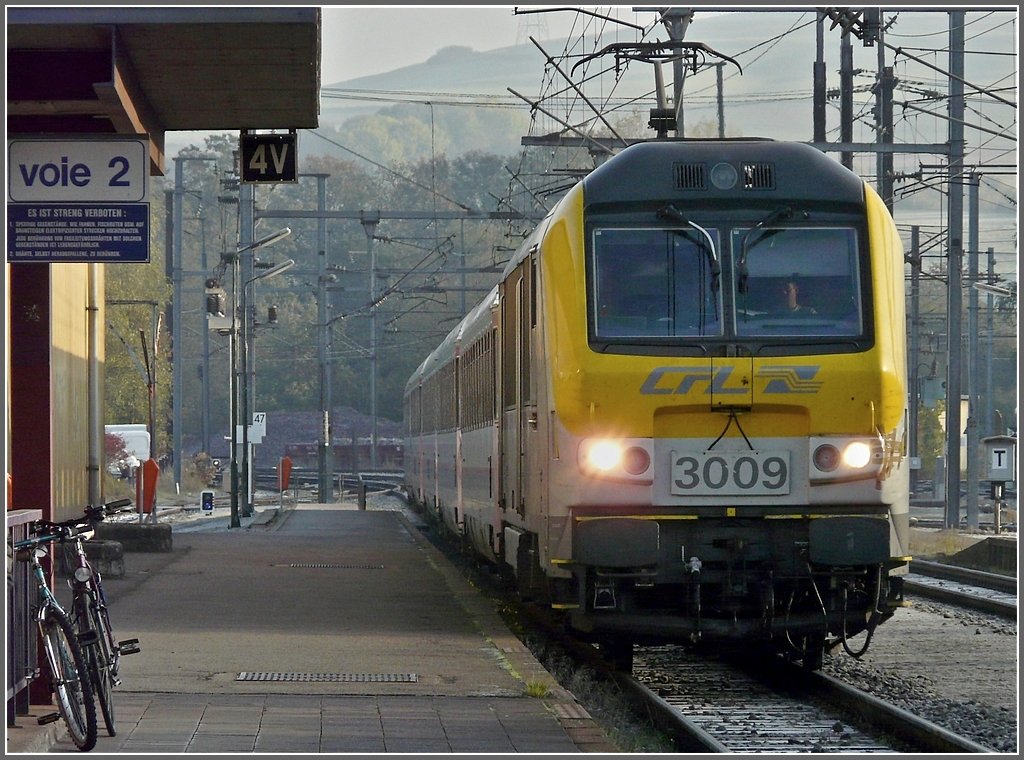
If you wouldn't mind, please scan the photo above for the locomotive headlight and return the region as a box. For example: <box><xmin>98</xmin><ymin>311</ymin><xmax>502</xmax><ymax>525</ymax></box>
<box><xmin>622</xmin><ymin>446</ymin><xmax>651</xmax><ymax>475</ymax></box>
<box><xmin>842</xmin><ymin>441</ymin><xmax>873</xmax><ymax>469</ymax></box>
<box><xmin>810</xmin><ymin>437</ymin><xmax>882</xmax><ymax>484</ymax></box>
<box><xmin>579</xmin><ymin>439</ymin><xmax>652</xmax><ymax>481</ymax></box>
<box><xmin>812</xmin><ymin>444</ymin><xmax>841</xmax><ymax>472</ymax></box>
<box><xmin>584</xmin><ymin>440</ymin><xmax>622</xmax><ymax>472</ymax></box>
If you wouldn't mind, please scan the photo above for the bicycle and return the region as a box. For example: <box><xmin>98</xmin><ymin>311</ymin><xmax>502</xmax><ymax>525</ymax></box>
<box><xmin>58</xmin><ymin>498</ymin><xmax>141</xmax><ymax>737</ymax></box>
<box><xmin>13</xmin><ymin>526</ymin><xmax>98</xmax><ymax>750</ymax></box>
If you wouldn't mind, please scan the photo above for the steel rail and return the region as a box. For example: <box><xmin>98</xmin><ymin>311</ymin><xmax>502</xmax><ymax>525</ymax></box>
<box><xmin>910</xmin><ymin>558</ymin><xmax>1016</xmax><ymax>593</ymax></box>
<box><xmin>790</xmin><ymin>665</ymin><xmax>996</xmax><ymax>753</ymax></box>
<box><xmin>903</xmin><ymin>577</ymin><xmax>1017</xmax><ymax>619</ymax></box>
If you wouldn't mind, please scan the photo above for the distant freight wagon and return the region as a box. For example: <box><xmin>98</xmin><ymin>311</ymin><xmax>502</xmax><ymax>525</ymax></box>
<box><xmin>283</xmin><ymin>438</ymin><xmax>404</xmax><ymax>472</ymax></box>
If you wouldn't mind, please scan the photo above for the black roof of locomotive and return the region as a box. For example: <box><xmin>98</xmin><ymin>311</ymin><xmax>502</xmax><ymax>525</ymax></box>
<box><xmin>582</xmin><ymin>139</ymin><xmax>866</xmax><ymax>209</ymax></box>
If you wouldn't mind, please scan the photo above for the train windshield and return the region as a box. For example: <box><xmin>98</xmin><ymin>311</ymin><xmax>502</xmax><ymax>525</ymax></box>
<box><xmin>591</xmin><ymin>227</ymin><xmax>723</xmax><ymax>339</ymax></box>
<box><xmin>731</xmin><ymin>227</ymin><xmax>863</xmax><ymax>338</ymax></box>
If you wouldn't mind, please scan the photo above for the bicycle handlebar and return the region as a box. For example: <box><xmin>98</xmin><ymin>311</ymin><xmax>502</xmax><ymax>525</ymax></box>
<box><xmin>84</xmin><ymin>498</ymin><xmax>133</xmax><ymax>522</ymax></box>
<box><xmin>30</xmin><ymin>498</ymin><xmax>135</xmax><ymax>539</ymax></box>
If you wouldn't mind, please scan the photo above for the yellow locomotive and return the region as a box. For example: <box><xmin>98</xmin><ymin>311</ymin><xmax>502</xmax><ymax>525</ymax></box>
<box><xmin>404</xmin><ymin>139</ymin><xmax>910</xmax><ymax>669</ymax></box>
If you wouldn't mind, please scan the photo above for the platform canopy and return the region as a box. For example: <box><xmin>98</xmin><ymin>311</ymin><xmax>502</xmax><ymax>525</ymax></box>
<box><xmin>6</xmin><ymin>6</ymin><xmax>321</xmax><ymax>175</ymax></box>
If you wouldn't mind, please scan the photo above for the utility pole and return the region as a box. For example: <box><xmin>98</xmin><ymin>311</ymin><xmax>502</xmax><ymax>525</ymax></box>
<box><xmin>965</xmin><ymin>172</ymin><xmax>981</xmax><ymax>529</ymax></box>
<box><xmin>310</xmin><ymin>173</ymin><xmax>333</xmax><ymax>501</ymax></box>
<box><xmin>239</xmin><ymin>182</ymin><xmax>255</xmax><ymax>517</ymax></box>
<box><xmin>874</xmin><ymin>13</ymin><xmax>895</xmax><ymax>213</ymax></box>
<box><xmin>172</xmin><ymin>154</ymin><xmax>216</xmax><ymax>489</ymax></box>
<box><xmin>661</xmin><ymin>7</ymin><xmax>693</xmax><ymax>138</ymax></box>
<box><xmin>172</xmin><ymin>157</ymin><xmax>184</xmax><ymax>491</ymax></box>
<box><xmin>908</xmin><ymin>227</ymin><xmax>921</xmax><ymax>494</ymax></box>
<box><xmin>228</xmin><ymin>251</ymin><xmax>240</xmax><ymax>527</ymax></box>
<box><xmin>943</xmin><ymin>10</ymin><xmax>966</xmax><ymax>530</ymax></box>
<box><xmin>198</xmin><ymin>207</ymin><xmax>210</xmax><ymax>455</ymax></box>
<box><xmin>361</xmin><ymin>212</ymin><xmax>381</xmax><ymax>469</ymax></box>
<box><xmin>984</xmin><ymin>247</ymin><xmax>995</xmax><ymax>436</ymax></box>
<box><xmin>813</xmin><ymin>12</ymin><xmax>827</xmax><ymax>143</ymax></box>
<box><xmin>715</xmin><ymin>62</ymin><xmax>725</xmax><ymax>138</ymax></box>
<box><xmin>839</xmin><ymin>25</ymin><xmax>854</xmax><ymax>169</ymax></box>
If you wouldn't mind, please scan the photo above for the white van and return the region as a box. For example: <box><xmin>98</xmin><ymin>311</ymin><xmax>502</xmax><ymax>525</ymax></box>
<box><xmin>105</xmin><ymin>424</ymin><xmax>151</xmax><ymax>476</ymax></box>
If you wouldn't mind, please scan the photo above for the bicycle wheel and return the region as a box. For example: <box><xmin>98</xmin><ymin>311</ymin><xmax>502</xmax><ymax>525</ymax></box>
<box><xmin>76</xmin><ymin>592</ymin><xmax>117</xmax><ymax>736</ymax></box>
<box><xmin>41</xmin><ymin>607</ymin><xmax>97</xmax><ymax>751</ymax></box>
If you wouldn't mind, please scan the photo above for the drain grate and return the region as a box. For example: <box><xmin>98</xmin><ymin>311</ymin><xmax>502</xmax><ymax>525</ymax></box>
<box><xmin>275</xmin><ymin>563</ymin><xmax>385</xmax><ymax>569</ymax></box>
<box><xmin>237</xmin><ymin>672</ymin><xmax>417</xmax><ymax>683</ymax></box>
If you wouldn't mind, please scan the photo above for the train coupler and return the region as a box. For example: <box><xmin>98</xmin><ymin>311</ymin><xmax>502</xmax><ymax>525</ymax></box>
<box><xmin>593</xmin><ymin>579</ymin><xmax>616</xmax><ymax>610</ymax></box>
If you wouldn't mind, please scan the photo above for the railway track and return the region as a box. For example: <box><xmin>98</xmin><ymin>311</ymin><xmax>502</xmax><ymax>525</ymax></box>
<box><xmin>252</xmin><ymin>467</ymin><xmax>404</xmax><ymax>494</ymax></box>
<box><xmin>628</xmin><ymin>648</ymin><xmax>994</xmax><ymax>753</ymax></box>
<box><xmin>905</xmin><ymin>560</ymin><xmax>1017</xmax><ymax>619</ymax></box>
<box><xmin>494</xmin><ymin>566</ymin><xmax>997</xmax><ymax>753</ymax></box>
<box><xmin>411</xmin><ymin>498</ymin><xmax>1010</xmax><ymax>754</ymax></box>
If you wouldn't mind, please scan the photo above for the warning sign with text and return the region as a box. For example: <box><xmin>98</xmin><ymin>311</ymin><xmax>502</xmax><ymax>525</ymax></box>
<box><xmin>7</xmin><ymin>203</ymin><xmax>150</xmax><ymax>263</ymax></box>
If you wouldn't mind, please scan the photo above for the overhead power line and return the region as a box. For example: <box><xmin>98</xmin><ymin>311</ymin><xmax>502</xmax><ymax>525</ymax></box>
<box><xmin>305</xmin><ymin>129</ymin><xmax>476</xmax><ymax>213</ymax></box>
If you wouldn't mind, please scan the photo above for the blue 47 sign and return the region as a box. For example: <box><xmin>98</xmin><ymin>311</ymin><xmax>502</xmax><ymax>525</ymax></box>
<box><xmin>240</xmin><ymin>131</ymin><xmax>297</xmax><ymax>184</ymax></box>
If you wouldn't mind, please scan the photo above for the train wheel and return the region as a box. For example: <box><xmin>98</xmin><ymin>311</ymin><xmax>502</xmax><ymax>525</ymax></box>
<box><xmin>801</xmin><ymin>636</ymin><xmax>825</xmax><ymax>670</ymax></box>
<box><xmin>598</xmin><ymin>638</ymin><xmax>634</xmax><ymax>672</ymax></box>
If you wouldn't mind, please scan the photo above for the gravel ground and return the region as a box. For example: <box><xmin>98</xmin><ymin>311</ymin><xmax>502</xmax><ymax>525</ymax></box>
<box><xmin>821</xmin><ymin>600</ymin><xmax>1018</xmax><ymax>753</ymax></box>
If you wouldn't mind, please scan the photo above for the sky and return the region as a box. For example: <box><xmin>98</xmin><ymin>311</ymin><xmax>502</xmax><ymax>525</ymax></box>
<box><xmin>320</xmin><ymin>5</ymin><xmax>620</xmax><ymax>83</ymax></box>
<box><xmin>167</xmin><ymin>5</ymin><xmax>645</xmax><ymax>153</ymax></box>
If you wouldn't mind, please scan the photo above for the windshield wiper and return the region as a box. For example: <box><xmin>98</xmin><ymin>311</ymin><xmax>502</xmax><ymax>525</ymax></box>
<box><xmin>657</xmin><ymin>204</ymin><xmax>721</xmax><ymax>291</ymax></box>
<box><xmin>737</xmin><ymin>206</ymin><xmax>801</xmax><ymax>293</ymax></box>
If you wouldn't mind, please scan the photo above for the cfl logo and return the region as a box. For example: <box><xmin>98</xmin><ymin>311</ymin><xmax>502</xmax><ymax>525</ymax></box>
<box><xmin>640</xmin><ymin>366</ymin><xmax>822</xmax><ymax>395</ymax></box>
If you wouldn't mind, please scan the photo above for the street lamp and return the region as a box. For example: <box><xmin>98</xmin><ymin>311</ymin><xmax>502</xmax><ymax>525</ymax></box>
<box><xmin>239</xmin><ymin>256</ymin><xmax>295</xmax><ymax>518</ymax></box>
<box><xmin>971</xmin><ymin>282</ymin><xmax>1015</xmax><ymax>298</ymax></box>
<box><xmin>224</xmin><ymin>227</ymin><xmax>291</xmax><ymax>528</ymax></box>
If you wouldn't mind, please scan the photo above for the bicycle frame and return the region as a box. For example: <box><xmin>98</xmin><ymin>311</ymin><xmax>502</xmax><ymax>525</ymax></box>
<box><xmin>58</xmin><ymin>501</ymin><xmax>140</xmax><ymax>738</ymax></box>
<box><xmin>18</xmin><ymin>539</ymin><xmax>70</xmax><ymax>622</ymax></box>
<box><xmin>29</xmin><ymin>554</ymin><xmax>71</xmax><ymax>674</ymax></box>
<box><xmin>16</xmin><ymin>498</ymin><xmax>138</xmax><ymax>746</ymax></box>
<box><xmin>14</xmin><ymin>534</ymin><xmax>98</xmax><ymax>750</ymax></box>
<box><xmin>65</xmin><ymin>528</ymin><xmax>116</xmax><ymax>666</ymax></box>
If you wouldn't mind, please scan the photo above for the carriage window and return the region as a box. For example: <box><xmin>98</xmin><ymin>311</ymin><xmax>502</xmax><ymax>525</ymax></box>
<box><xmin>732</xmin><ymin>227</ymin><xmax>862</xmax><ymax>338</ymax></box>
<box><xmin>592</xmin><ymin>227</ymin><xmax>722</xmax><ymax>339</ymax></box>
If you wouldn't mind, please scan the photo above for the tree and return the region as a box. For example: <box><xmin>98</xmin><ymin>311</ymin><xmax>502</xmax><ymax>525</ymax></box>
<box><xmin>917</xmin><ymin>401</ymin><xmax>945</xmax><ymax>481</ymax></box>
<box><xmin>104</xmin><ymin>203</ymin><xmax>172</xmax><ymax>458</ymax></box>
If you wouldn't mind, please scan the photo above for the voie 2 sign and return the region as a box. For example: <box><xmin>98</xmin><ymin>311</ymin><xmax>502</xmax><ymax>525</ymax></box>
<box><xmin>7</xmin><ymin>136</ymin><xmax>150</xmax><ymax>263</ymax></box>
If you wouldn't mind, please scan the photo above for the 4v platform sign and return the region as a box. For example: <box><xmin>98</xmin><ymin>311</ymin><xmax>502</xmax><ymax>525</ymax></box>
<box><xmin>240</xmin><ymin>131</ymin><xmax>297</xmax><ymax>184</ymax></box>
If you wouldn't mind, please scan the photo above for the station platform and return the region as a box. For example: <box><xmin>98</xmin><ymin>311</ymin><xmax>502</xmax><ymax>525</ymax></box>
<box><xmin>6</xmin><ymin>501</ymin><xmax>617</xmax><ymax>755</ymax></box>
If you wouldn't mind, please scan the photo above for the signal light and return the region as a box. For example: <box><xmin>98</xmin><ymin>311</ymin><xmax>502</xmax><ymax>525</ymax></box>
<box><xmin>204</xmin><ymin>278</ymin><xmax>227</xmax><ymax>317</ymax></box>
<box><xmin>206</xmin><ymin>292</ymin><xmax>225</xmax><ymax>317</ymax></box>
<box><xmin>205</xmin><ymin>279</ymin><xmax>226</xmax><ymax>317</ymax></box>
<box><xmin>205</xmin><ymin>279</ymin><xmax>231</xmax><ymax>332</ymax></box>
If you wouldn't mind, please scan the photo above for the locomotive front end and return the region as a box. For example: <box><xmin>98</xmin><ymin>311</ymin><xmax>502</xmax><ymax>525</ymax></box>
<box><xmin>542</xmin><ymin>140</ymin><xmax>910</xmax><ymax>669</ymax></box>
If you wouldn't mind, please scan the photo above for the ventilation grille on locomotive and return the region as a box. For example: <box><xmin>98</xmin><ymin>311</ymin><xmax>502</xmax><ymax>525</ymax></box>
<box><xmin>742</xmin><ymin>162</ymin><xmax>775</xmax><ymax>190</ymax></box>
<box><xmin>674</xmin><ymin>162</ymin><xmax>707</xmax><ymax>191</ymax></box>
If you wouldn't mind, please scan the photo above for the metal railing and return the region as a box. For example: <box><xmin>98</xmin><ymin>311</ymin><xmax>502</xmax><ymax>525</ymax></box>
<box><xmin>6</xmin><ymin>509</ymin><xmax>42</xmax><ymax>726</ymax></box>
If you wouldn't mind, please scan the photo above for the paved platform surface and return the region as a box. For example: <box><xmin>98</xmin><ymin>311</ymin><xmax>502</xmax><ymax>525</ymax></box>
<box><xmin>7</xmin><ymin>502</ymin><xmax>617</xmax><ymax>755</ymax></box>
